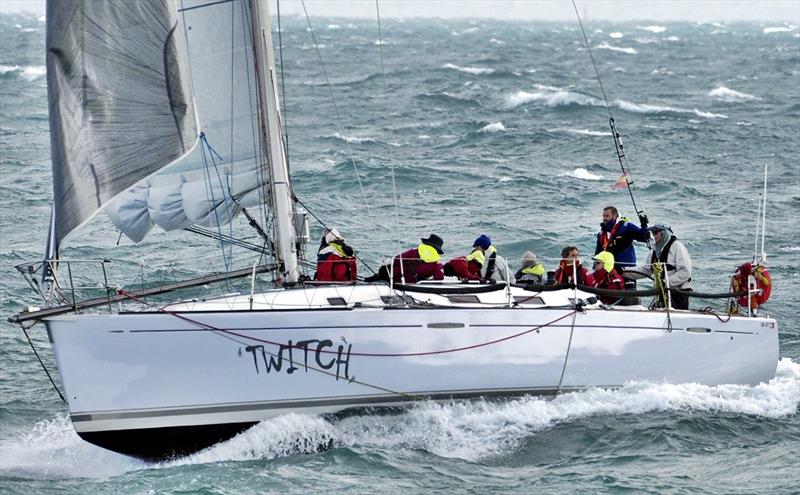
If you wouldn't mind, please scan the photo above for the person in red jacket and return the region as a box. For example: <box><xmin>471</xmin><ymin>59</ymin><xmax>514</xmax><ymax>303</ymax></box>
<box><xmin>364</xmin><ymin>234</ymin><xmax>445</xmax><ymax>284</ymax></box>
<box><xmin>591</xmin><ymin>251</ymin><xmax>625</xmax><ymax>304</ymax></box>
<box><xmin>444</xmin><ymin>249</ymin><xmax>485</xmax><ymax>281</ymax></box>
<box><xmin>314</xmin><ymin>228</ymin><xmax>357</xmax><ymax>282</ymax></box>
<box><xmin>553</xmin><ymin>245</ymin><xmax>594</xmax><ymax>286</ymax></box>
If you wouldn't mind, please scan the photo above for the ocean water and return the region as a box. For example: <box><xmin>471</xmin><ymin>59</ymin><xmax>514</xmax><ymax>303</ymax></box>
<box><xmin>2</xmin><ymin>12</ymin><xmax>800</xmax><ymax>494</ymax></box>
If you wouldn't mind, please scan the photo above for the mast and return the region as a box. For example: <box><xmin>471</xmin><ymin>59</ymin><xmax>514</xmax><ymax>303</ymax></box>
<box><xmin>251</xmin><ymin>0</ymin><xmax>299</xmax><ymax>283</ymax></box>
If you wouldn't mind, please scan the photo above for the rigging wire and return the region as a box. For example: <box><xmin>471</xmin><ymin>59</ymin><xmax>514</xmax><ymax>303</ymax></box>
<box><xmin>375</xmin><ymin>0</ymin><xmax>403</xmax><ymax>270</ymax></box>
<box><xmin>571</xmin><ymin>0</ymin><xmax>648</xmax><ymax>227</ymax></box>
<box><xmin>293</xmin><ymin>194</ymin><xmax>377</xmax><ymax>275</ymax></box>
<box><xmin>20</xmin><ymin>323</ymin><xmax>66</xmax><ymax>404</ymax></box>
<box><xmin>276</xmin><ymin>0</ymin><xmax>291</xmax><ymax>167</ymax></box>
<box><xmin>299</xmin><ymin>0</ymin><xmax>377</xmax><ymax>226</ymax></box>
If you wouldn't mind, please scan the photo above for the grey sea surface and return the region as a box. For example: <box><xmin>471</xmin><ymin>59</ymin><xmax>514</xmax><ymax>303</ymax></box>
<box><xmin>1</xmin><ymin>12</ymin><xmax>799</xmax><ymax>494</ymax></box>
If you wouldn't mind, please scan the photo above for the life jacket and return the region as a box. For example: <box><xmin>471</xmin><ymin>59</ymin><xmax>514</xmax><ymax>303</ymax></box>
<box><xmin>466</xmin><ymin>249</ymin><xmax>485</xmax><ymax>266</ymax></box>
<box><xmin>417</xmin><ymin>243</ymin><xmax>441</xmax><ymax>263</ymax></box>
<box><xmin>484</xmin><ymin>245</ymin><xmax>497</xmax><ymax>278</ymax></box>
<box><xmin>316</xmin><ymin>241</ymin><xmax>357</xmax><ymax>282</ymax></box>
<box><xmin>649</xmin><ymin>235</ymin><xmax>678</xmax><ymax>270</ymax></box>
<box><xmin>522</xmin><ymin>264</ymin><xmax>545</xmax><ymax>277</ymax></box>
<box><xmin>598</xmin><ymin>218</ymin><xmax>626</xmax><ymax>251</ymax></box>
<box><xmin>555</xmin><ymin>261</ymin><xmax>590</xmax><ymax>285</ymax></box>
<box><xmin>593</xmin><ymin>267</ymin><xmax>625</xmax><ymax>304</ymax></box>
<box><xmin>731</xmin><ymin>262</ymin><xmax>772</xmax><ymax>310</ymax></box>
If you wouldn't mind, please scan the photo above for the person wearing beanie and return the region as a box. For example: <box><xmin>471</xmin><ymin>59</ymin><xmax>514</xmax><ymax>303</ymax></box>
<box><xmin>471</xmin><ymin>234</ymin><xmax>512</xmax><ymax>282</ymax></box>
<box><xmin>314</xmin><ymin>228</ymin><xmax>357</xmax><ymax>282</ymax></box>
<box><xmin>515</xmin><ymin>251</ymin><xmax>545</xmax><ymax>284</ymax></box>
<box><xmin>591</xmin><ymin>250</ymin><xmax>625</xmax><ymax>304</ymax></box>
<box><xmin>364</xmin><ymin>234</ymin><xmax>445</xmax><ymax>284</ymax></box>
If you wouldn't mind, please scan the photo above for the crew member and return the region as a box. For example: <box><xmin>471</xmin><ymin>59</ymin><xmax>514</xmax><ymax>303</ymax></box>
<box><xmin>592</xmin><ymin>251</ymin><xmax>625</xmax><ymax>304</ymax></box>
<box><xmin>623</xmin><ymin>224</ymin><xmax>693</xmax><ymax>310</ymax></box>
<box><xmin>595</xmin><ymin>206</ymin><xmax>649</xmax><ymax>271</ymax></box>
<box><xmin>314</xmin><ymin>228</ymin><xmax>357</xmax><ymax>282</ymax></box>
<box><xmin>444</xmin><ymin>249</ymin><xmax>484</xmax><ymax>281</ymax></box>
<box><xmin>364</xmin><ymin>234</ymin><xmax>445</xmax><ymax>284</ymax></box>
<box><xmin>472</xmin><ymin>234</ymin><xmax>511</xmax><ymax>282</ymax></box>
<box><xmin>515</xmin><ymin>251</ymin><xmax>545</xmax><ymax>284</ymax></box>
<box><xmin>553</xmin><ymin>246</ymin><xmax>594</xmax><ymax>286</ymax></box>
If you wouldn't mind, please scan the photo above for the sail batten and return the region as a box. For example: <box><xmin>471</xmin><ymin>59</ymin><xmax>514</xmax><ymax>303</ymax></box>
<box><xmin>46</xmin><ymin>0</ymin><xmax>198</xmax><ymax>245</ymax></box>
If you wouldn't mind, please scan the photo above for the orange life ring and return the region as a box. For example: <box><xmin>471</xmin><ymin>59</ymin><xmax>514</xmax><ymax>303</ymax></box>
<box><xmin>731</xmin><ymin>262</ymin><xmax>772</xmax><ymax>309</ymax></box>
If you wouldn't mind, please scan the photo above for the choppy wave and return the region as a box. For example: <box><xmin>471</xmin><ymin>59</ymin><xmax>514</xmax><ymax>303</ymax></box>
<box><xmin>552</xmin><ymin>128</ymin><xmax>611</xmax><ymax>137</ymax></box>
<box><xmin>505</xmin><ymin>85</ymin><xmax>727</xmax><ymax>119</ymax></box>
<box><xmin>609</xmin><ymin>32</ymin><xmax>624</xmax><ymax>39</ymax></box>
<box><xmin>594</xmin><ymin>42</ymin><xmax>638</xmax><ymax>55</ymax></box>
<box><xmin>763</xmin><ymin>26</ymin><xmax>795</xmax><ymax>34</ymax></box>
<box><xmin>479</xmin><ymin>122</ymin><xmax>506</xmax><ymax>133</ymax></box>
<box><xmin>559</xmin><ymin>167</ymin><xmax>604</xmax><ymax>180</ymax></box>
<box><xmin>0</xmin><ymin>64</ymin><xmax>45</xmax><ymax>80</ymax></box>
<box><xmin>708</xmin><ymin>86</ymin><xmax>761</xmax><ymax>102</ymax></box>
<box><xmin>2</xmin><ymin>359</ymin><xmax>796</xmax><ymax>478</ymax></box>
<box><xmin>442</xmin><ymin>63</ymin><xmax>495</xmax><ymax>75</ymax></box>
<box><xmin>614</xmin><ymin>99</ymin><xmax>728</xmax><ymax>119</ymax></box>
<box><xmin>327</xmin><ymin>133</ymin><xmax>376</xmax><ymax>144</ymax></box>
<box><xmin>505</xmin><ymin>85</ymin><xmax>600</xmax><ymax>108</ymax></box>
<box><xmin>639</xmin><ymin>25</ymin><xmax>667</xmax><ymax>33</ymax></box>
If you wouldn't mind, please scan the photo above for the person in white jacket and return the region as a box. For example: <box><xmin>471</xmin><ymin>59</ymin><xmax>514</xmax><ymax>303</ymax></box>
<box><xmin>623</xmin><ymin>224</ymin><xmax>693</xmax><ymax>309</ymax></box>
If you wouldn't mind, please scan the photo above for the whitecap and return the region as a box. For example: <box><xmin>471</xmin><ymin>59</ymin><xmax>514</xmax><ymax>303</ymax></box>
<box><xmin>418</xmin><ymin>134</ymin><xmax>431</xmax><ymax>140</ymax></box>
<box><xmin>505</xmin><ymin>85</ymin><xmax>601</xmax><ymax>109</ymax></box>
<box><xmin>559</xmin><ymin>167</ymin><xmax>604</xmax><ymax>180</ymax></box>
<box><xmin>594</xmin><ymin>42</ymin><xmax>638</xmax><ymax>55</ymax></box>
<box><xmin>38</xmin><ymin>15</ymin><xmax>46</xmax><ymax>22</ymax></box>
<box><xmin>22</xmin><ymin>65</ymin><xmax>46</xmax><ymax>80</ymax></box>
<box><xmin>651</xmin><ymin>68</ymin><xmax>675</xmax><ymax>76</ymax></box>
<box><xmin>708</xmin><ymin>86</ymin><xmax>760</xmax><ymax>102</ymax></box>
<box><xmin>664</xmin><ymin>36</ymin><xmax>681</xmax><ymax>42</ymax></box>
<box><xmin>736</xmin><ymin>121</ymin><xmax>754</xmax><ymax>126</ymax></box>
<box><xmin>763</xmin><ymin>26</ymin><xmax>794</xmax><ymax>34</ymax></box>
<box><xmin>327</xmin><ymin>24</ymin><xmax>341</xmax><ymax>29</ymax></box>
<box><xmin>330</xmin><ymin>133</ymin><xmax>375</xmax><ymax>144</ymax></box>
<box><xmin>0</xmin><ymin>64</ymin><xmax>20</xmax><ymax>74</ymax></box>
<box><xmin>489</xmin><ymin>38</ymin><xmax>505</xmax><ymax>45</ymax></box>
<box><xmin>498</xmin><ymin>176</ymin><xmax>513</xmax><ymax>183</ymax></box>
<box><xmin>779</xmin><ymin>246</ymin><xmax>800</xmax><ymax>252</ymax></box>
<box><xmin>442</xmin><ymin>63</ymin><xmax>495</xmax><ymax>75</ymax></box>
<box><xmin>552</xmin><ymin>128</ymin><xmax>610</xmax><ymax>137</ymax></box>
<box><xmin>479</xmin><ymin>122</ymin><xmax>506</xmax><ymax>133</ymax></box>
<box><xmin>609</xmin><ymin>32</ymin><xmax>624</xmax><ymax>39</ymax></box>
<box><xmin>614</xmin><ymin>99</ymin><xmax>728</xmax><ymax>119</ymax></box>
<box><xmin>639</xmin><ymin>25</ymin><xmax>667</xmax><ymax>33</ymax></box>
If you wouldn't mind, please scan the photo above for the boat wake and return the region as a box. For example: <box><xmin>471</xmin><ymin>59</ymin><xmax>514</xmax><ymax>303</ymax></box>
<box><xmin>2</xmin><ymin>358</ymin><xmax>798</xmax><ymax>478</ymax></box>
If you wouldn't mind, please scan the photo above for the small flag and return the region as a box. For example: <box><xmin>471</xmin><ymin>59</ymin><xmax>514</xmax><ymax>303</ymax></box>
<box><xmin>612</xmin><ymin>174</ymin><xmax>629</xmax><ymax>190</ymax></box>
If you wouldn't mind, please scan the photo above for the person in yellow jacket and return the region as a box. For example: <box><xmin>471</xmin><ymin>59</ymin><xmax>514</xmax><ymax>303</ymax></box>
<box><xmin>515</xmin><ymin>251</ymin><xmax>545</xmax><ymax>284</ymax></box>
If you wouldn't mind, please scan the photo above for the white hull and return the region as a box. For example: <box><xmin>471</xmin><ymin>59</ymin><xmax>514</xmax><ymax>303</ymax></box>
<box><xmin>44</xmin><ymin>285</ymin><xmax>779</xmax><ymax>459</ymax></box>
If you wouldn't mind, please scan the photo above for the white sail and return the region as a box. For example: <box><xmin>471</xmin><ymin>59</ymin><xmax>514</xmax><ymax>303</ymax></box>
<box><xmin>106</xmin><ymin>0</ymin><xmax>271</xmax><ymax>242</ymax></box>
<box><xmin>46</xmin><ymin>0</ymin><xmax>198</xmax><ymax>246</ymax></box>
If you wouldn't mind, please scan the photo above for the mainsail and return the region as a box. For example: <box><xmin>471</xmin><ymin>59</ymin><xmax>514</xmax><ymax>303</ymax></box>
<box><xmin>106</xmin><ymin>0</ymin><xmax>271</xmax><ymax>243</ymax></box>
<box><xmin>46</xmin><ymin>0</ymin><xmax>197</xmax><ymax>246</ymax></box>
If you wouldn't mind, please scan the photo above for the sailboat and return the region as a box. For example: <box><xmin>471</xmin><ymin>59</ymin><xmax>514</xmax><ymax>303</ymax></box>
<box><xmin>12</xmin><ymin>0</ymin><xmax>779</xmax><ymax>461</ymax></box>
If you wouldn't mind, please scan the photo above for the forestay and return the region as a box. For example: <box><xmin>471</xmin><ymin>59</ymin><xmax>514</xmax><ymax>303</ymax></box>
<box><xmin>46</xmin><ymin>0</ymin><xmax>197</xmax><ymax>246</ymax></box>
<box><xmin>107</xmin><ymin>0</ymin><xmax>271</xmax><ymax>242</ymax></box>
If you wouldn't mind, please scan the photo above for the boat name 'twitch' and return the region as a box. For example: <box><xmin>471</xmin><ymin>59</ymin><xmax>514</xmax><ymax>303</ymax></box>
<box><xmin>239</xmin><ymin>339</ymin><xmax>353</xmax><ymax>381</ymax></box>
